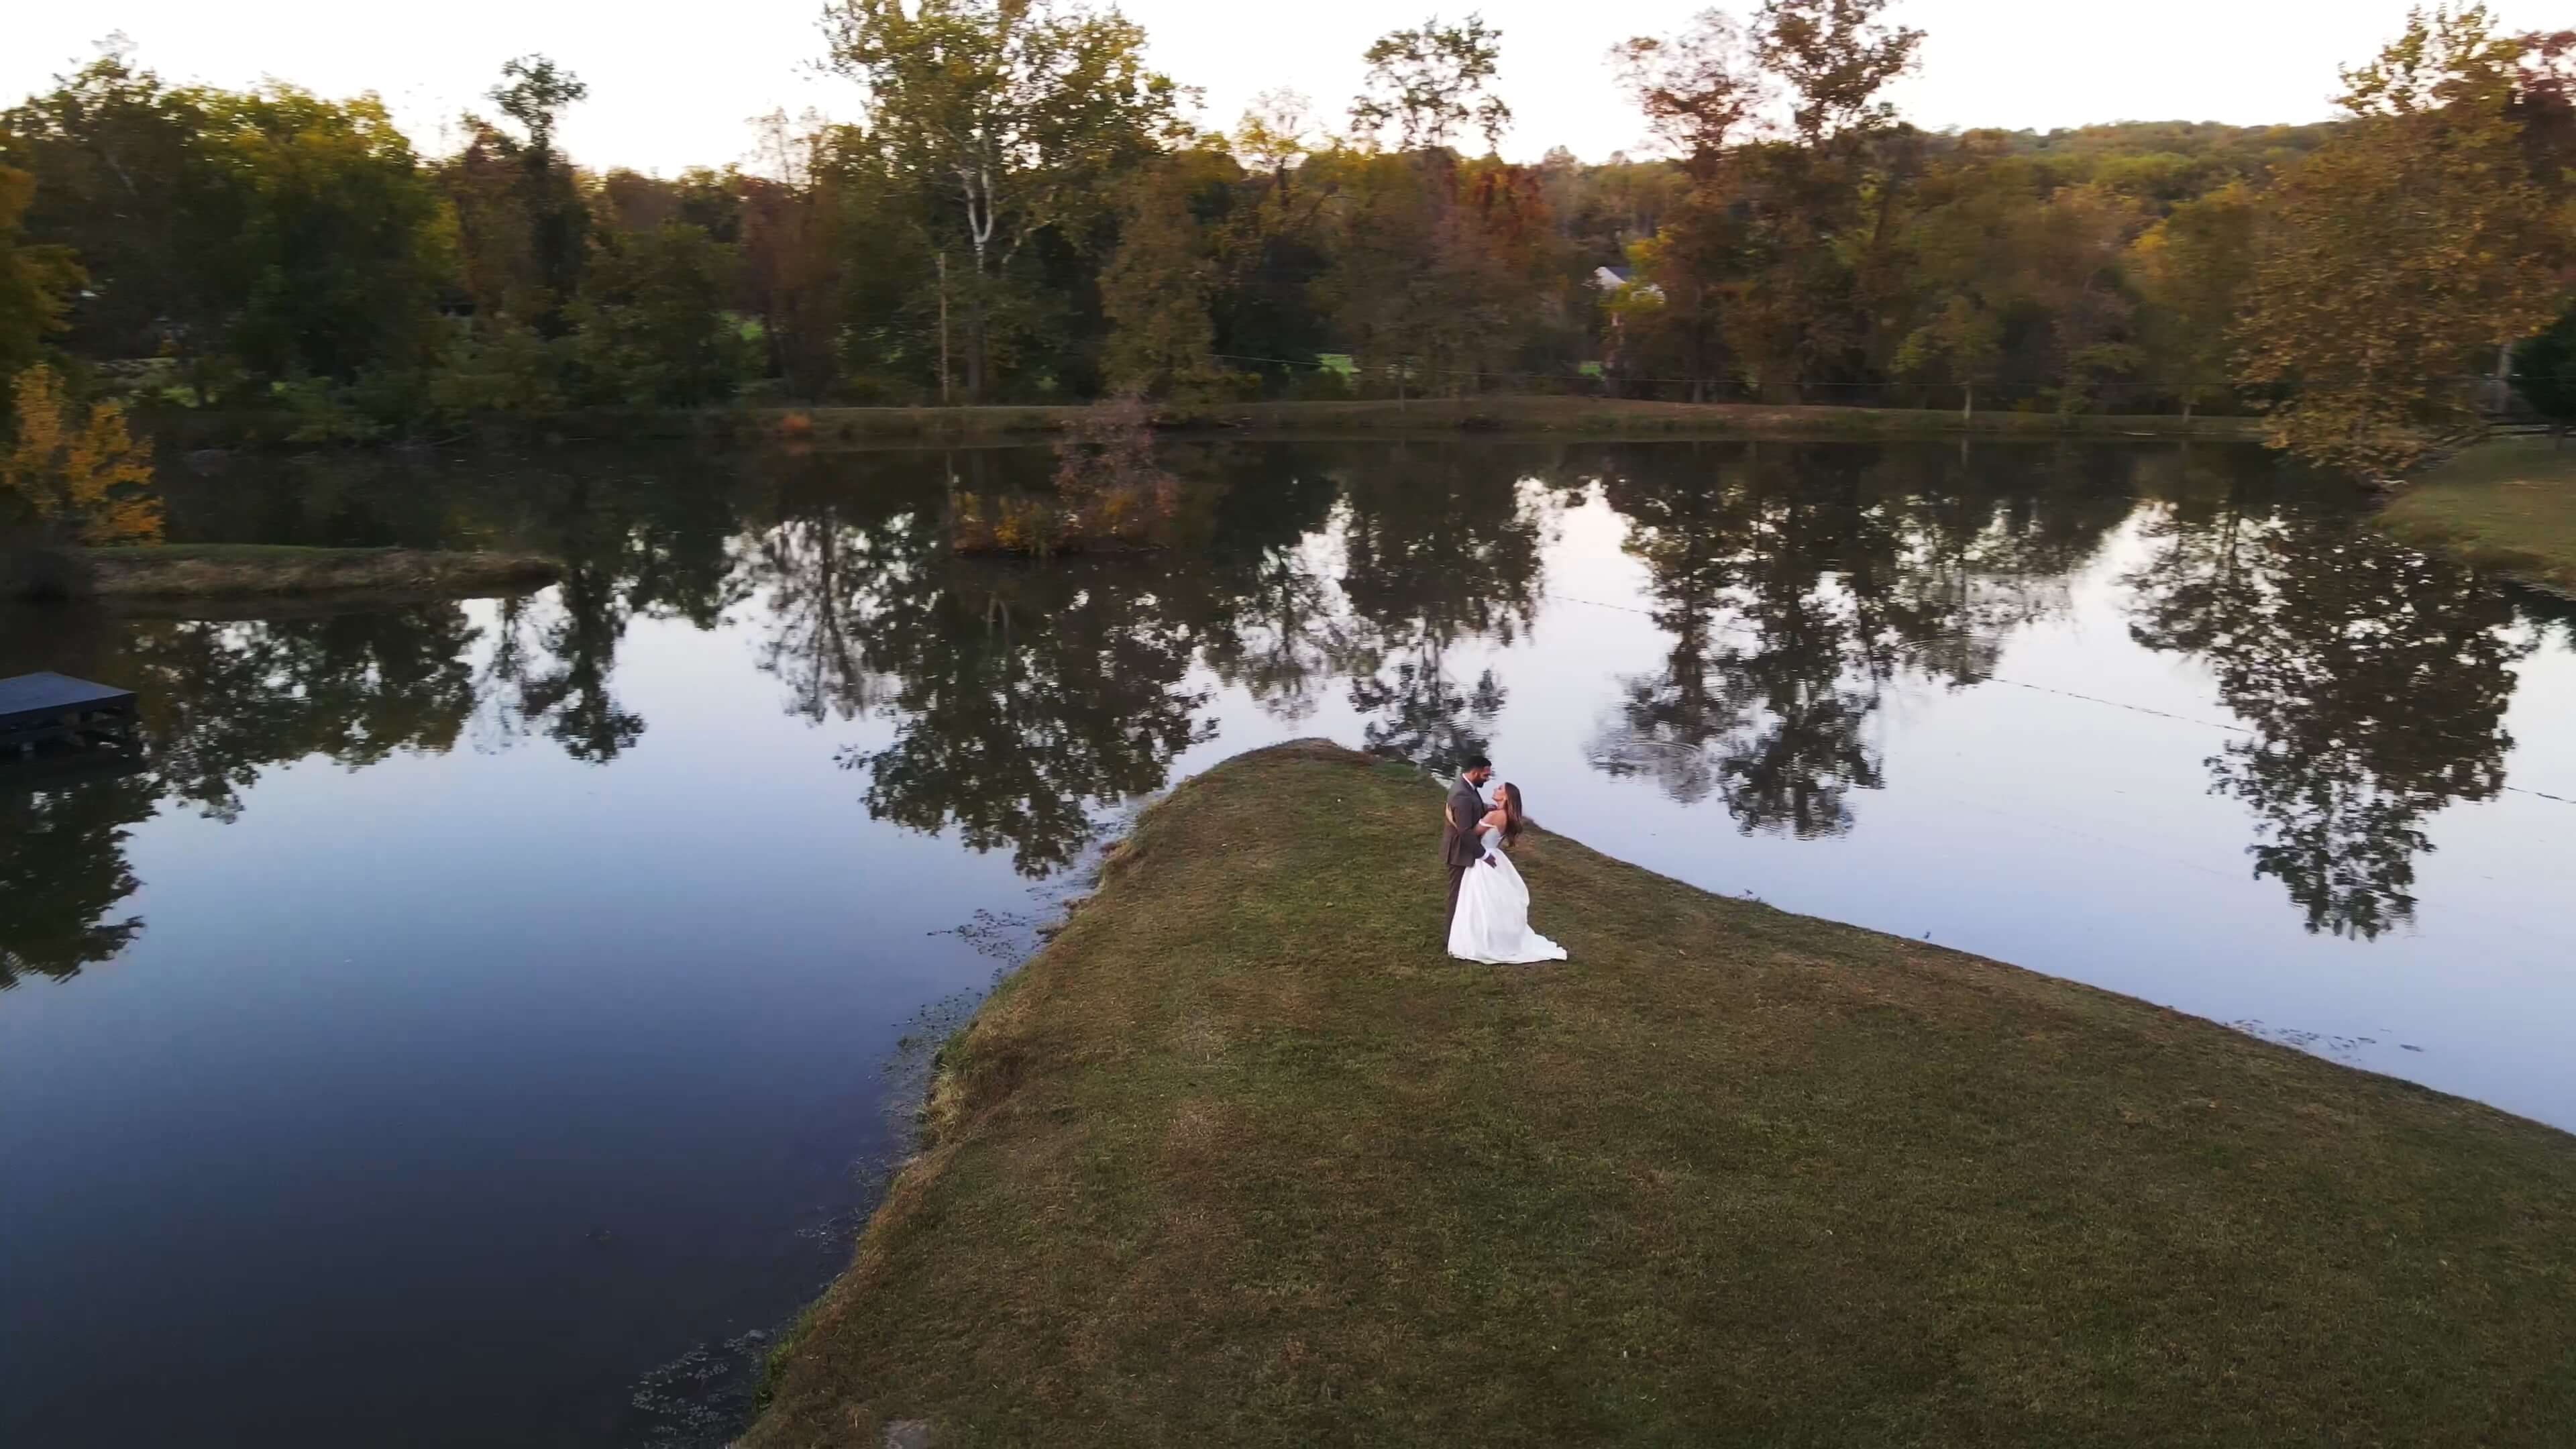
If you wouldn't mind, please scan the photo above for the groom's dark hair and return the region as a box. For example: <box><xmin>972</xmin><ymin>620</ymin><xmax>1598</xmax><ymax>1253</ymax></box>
<box><xmin>1462</xmin><ymin>754</ymin><xmax>1491</xmax><ymax>772</ymax></box>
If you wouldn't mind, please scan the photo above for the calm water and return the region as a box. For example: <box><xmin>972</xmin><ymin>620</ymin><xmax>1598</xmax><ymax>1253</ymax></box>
<box><xmin>3</xmin><ymin>439</ymin><xmax>2571</xmax><ymax>1445</ymax></box>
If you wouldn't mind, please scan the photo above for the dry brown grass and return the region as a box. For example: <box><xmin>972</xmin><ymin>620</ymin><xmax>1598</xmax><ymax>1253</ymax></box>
<box><xmin>749</xmin><ymin>741</ymin><xmax>2576</xmax><ymax>1448</ymax></box>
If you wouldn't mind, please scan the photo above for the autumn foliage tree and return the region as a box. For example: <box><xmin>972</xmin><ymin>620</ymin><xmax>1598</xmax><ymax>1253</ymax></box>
<box><xmin>949</xmin><ymin>396</ymin><xmax>1179</xmax><ymax>554</ymax></box>
<box><xmin>2</xmin><ymin>364</ymin><xmax>160</xmax><ymax>545</ymax></box>
<box><xmin>2235</xmin><ymin>5</ymin><xmax>2573</xmax><ymax>474</ymax></box>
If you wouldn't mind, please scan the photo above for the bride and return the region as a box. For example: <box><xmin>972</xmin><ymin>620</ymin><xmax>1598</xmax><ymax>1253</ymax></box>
<box><xmin>1448</xmin><ymin>783</ymin><xmax>1569</xmax><ymax>965</ymax></box>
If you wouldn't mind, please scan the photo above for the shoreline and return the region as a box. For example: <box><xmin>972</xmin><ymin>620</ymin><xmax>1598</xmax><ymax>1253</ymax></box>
<box><xmin>5</xmin><ymin>544</ymin><xmax>561</xmax><ymax>602</ymax></box>
<box><xmin>147</xmin><ymin>396</ymin><xmax>2273</xmax><ymax>451</ymax></box>
<box><xmin>2380</xmin><ymin>433</ymin><xmax>2576</xmax><ymax>595</ymax></box>
<box><xmin>746</xmin><ymin>741</ymin><xmax>2576</xmax><ymax>1448</ymax></box>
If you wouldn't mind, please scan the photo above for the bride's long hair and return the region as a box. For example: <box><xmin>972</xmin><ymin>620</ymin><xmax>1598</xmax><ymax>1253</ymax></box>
<box><xmin>1497</xmin><ymin>782</ymin><xmax>1527</xmax><ymax>847</ymax></box>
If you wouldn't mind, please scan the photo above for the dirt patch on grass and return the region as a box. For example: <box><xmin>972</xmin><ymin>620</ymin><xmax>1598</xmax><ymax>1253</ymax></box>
<box><xmin>749</xmin><ymin>741</ymin><xmax>2576</xmax><ymax>1448</ymax></box>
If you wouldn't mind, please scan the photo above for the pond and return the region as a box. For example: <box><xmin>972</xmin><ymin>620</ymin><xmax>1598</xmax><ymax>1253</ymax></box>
<box><xmin>3</xmin><ymin>437</ymin><xmax>2571</xmax><ymax>1446</ymax></box>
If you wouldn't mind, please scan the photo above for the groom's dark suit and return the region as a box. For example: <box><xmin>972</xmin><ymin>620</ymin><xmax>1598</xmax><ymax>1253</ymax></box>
<box><xmin>1442</xmin><ymin>774</ymin><xmax>1488</xmax><ymax>938</ymax></box>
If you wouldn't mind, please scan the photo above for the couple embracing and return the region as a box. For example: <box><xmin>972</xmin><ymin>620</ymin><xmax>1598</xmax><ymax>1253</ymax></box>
<box><xmin>1442</xmin><ymin>756</ymin><xmax>1570</xmax><ymax>965</ymax></box>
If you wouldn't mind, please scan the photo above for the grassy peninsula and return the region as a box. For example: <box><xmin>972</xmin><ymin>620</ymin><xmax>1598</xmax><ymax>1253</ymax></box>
<box><xmin>2381</xmin><ymin>435</ymin><xmax>2576</xmax><ymax>594</ymax></box>
<box><xmin>750</xmin><ymin>741</ymin><xmax>2576</xmax><ymax>1448</ymax></box>
<box><xmin>33</xmin><ymin>543</ymin><xmax>559</xmax><ymax>600</ymax></box>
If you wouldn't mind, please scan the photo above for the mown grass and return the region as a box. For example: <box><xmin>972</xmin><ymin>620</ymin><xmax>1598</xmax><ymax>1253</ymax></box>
<box><xmin>2383</xmin><ymin>434</ymin><xmax>2576</xmax><ymax>594</ymax></box>
<box><xmin>749</xmin><ymin>741</ymin><xmax>2576</xmax><ymax>1448</ymax></box>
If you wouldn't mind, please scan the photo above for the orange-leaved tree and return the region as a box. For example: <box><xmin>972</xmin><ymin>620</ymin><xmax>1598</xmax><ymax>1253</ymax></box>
<box><xmin>2</xmin><ymin>364</ymin><xmax>162</xmax><ymax>545</ymax></box>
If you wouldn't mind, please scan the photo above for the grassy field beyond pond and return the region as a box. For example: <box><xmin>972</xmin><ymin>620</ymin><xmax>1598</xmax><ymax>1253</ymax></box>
<box><xmin>2383</xmin><ymin>434</ymin><xmax>2576</xmax><ymax>594</ymax></box>
<box><xmin>749</xmin><ymin>742</ymin><xmax>2576</xmax><ymax>1448</ymax></box>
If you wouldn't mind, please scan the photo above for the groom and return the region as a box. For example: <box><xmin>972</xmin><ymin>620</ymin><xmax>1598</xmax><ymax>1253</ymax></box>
<box><xmin>1442</xmin><ymin>755</ymin><xmax>1495</xmax><ymax>938</ymax></box>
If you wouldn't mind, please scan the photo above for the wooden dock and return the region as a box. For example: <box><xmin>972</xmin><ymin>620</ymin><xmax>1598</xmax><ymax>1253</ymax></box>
<box><xmin>0</xmin><ymin>672</ymin><xmax>139</xmax><ymax>755</ymax></box>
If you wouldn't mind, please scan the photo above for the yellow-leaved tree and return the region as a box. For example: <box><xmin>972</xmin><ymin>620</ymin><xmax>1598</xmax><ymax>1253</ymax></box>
<box><xmin>1</xmin><ymin>365</ymin><xmax>162</xmax><ymax>545</ymax></box>
<box><xmin>2235</xmin><ymin>5</ymin><xmax>2572</xmax><ymax>475</ymax></box>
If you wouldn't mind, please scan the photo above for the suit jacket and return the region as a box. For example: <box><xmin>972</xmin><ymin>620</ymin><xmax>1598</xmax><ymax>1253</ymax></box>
<box><xmin>1443</xmin><ymin>776</ymin><xmax>1489</xmax><ymax>871</ymax></box>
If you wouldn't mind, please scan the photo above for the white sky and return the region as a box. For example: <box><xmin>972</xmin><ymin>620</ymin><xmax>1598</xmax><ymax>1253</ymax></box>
<box><xmin>5</xmin><ymin>1</ymin><xmax>2563</xmax><ymax>176</ymax></box>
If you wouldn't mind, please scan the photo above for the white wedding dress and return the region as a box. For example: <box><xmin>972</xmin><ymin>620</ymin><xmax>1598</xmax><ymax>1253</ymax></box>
<box><xmin>1448</xmin><ymin>826</ymin><xmax>1569</xmax><ymax>965</ymax></box>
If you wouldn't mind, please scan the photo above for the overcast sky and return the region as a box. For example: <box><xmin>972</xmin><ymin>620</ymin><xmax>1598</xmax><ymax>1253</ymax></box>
<box><xmin>6</xmin><ymin>1</ymin><xmax>2562</xmax><ymax>176</ymax></box>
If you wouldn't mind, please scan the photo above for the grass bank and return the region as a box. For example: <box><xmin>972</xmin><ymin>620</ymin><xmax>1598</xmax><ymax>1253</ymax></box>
<box><xmin>2382</xmin><ymin>434</ymin><xmax>2576</xmax><ymax>594</ymax></box>
<box><xmin>151</xmin><ymin>396</ymin><xmax>2268</xmax><ymax>449</ymax></box>
<box><xmin>763</xmin><ymin>396</ymin><xmax>2268</xmax><ymax>443</ymax></box>
<box><xmin>750</xmin><ymin>741</ymin><xmax>2576</xmax><ymax>1448</ymax></box>
<box><xmin>17</xmin><ymin>543</ymin><xmax>560</xmax><ymax>600</ymax></box>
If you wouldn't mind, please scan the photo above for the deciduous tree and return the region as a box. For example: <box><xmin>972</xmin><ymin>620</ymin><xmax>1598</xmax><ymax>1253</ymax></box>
<box><xmin>1</xmin><ymin>364</ymin><xmax>159</xmax><ymax>545</ymax></box>
<box><xmin>1350</xmin><ymin>13</ymin><xmax>1513</xmax><ymax>154</ymax></box>
<box><xmin>2237</xmin><ymin>5</ymin><xmax>2571</xmax><ymax>472</ymax></box>
<box><xmin>824</xmin><ymin>0</ymin><xmax>1187</xmax><ymax>399</ymax></box>
<box><xmin>0</xmin><ymin>164</ymin><xmax>80</xmax><ymax>382</ymax></box>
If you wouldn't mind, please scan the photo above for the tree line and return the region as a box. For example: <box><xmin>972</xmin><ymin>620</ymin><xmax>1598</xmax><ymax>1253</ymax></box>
<box><xmin>2</xmin><ymin>3</ymin><xmax>2573</xmax><ymax>469</ymax></box>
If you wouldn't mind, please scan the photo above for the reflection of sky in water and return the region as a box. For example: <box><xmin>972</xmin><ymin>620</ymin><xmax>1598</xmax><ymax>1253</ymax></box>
<box><xmin>4</xmin><ymin>440</ymin><xmax>2572</xmax><ymax>1446</ymax></box>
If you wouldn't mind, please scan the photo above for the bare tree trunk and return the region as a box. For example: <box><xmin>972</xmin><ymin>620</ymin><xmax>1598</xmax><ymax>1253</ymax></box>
<box><xmin>937</xmin><ymin>252</ymin><xmax>952</xmax><ymax>406</ymax></box>
<box><xmin>1962</xmin><ymin>380</ymin><xmax>1974</xmax><ymax>426</ymax></box>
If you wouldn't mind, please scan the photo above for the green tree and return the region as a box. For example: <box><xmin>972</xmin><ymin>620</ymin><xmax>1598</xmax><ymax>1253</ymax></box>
<box><xmin>824</xmin><ymin>0</ymin><xmax>1187</xmax><ymax>399</ymax></box>
<box><xmin>0</xmin><ymin>51</ymin><xmax>228</xmax><ymax>370</ymax></box>
<box><xmin>567</xmin><ymin>222</ymin><xmax>759</xmax><ymax>407</ymax></box>
<box><xmin>0</xmin><ymin>163</ymin><xmax>80</xmax><ymax>382</ymax></box>
<box><xmin>1100</xmin><ymin>153</ymin><xmax>1228</xmax><ymax>398</ymax></box>
<box><xmin>195</xmin><ymin>85</ymin><xmax>454</xmax><ymax>386</ymax></box>
<box><xmin>2129</xmin><ymin>180</ymin><xmax>2258</xmax><ymax>419</ymax></box>
<box><xmin>1350</xmin><ymin>13</ymin><xmax>1513</xmax><ymax>154</ymax></box>
<box><xmin>2510</xmin><ymin>301</ymin><xmax>2576</xmax><ymax>425</ymax></box>
<box><xmin>441</xmin><ymin>55</ymin><xmax>591</xmax><ymax>330</ymax></box>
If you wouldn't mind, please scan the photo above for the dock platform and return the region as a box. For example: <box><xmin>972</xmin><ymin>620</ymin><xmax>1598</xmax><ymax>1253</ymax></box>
<box><xmin>0</xmin><ymin>672</ymin><xmax>140</xmax><ymax>754</ymax></box>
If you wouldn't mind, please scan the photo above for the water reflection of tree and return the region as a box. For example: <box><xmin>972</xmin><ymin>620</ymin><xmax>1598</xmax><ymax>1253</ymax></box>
<box><xmin>0</xmin><ymin>602</ymin><xmax>487</xmax><ymax>985</ymax></box>
<box><xmin>133</xmin><ymin>609</ymin><xmax>481</xmax><ymax>820</ymax></box>
<box><xmin>0</xmin><ymin>765</ymin><xmax>154</xmax><ymax>989</ymax></box>
<box><xmin>1335</xmin><ymin>446</ymin><xmax>1544</xmax><ymax>772</ymax></box>
<box><xmin>1186</xmin><ymin>447</ymin><xmax>1348</xmax><ymax>724</ymax></box>
<box><xmin>476</xmin><ymin>467</ymin><xmax>750</xmax><ymax>761</ymax></box>
<box><xmin>2125</xmin><ymin>477</ymin><xmax>2528</xmax><ymax>939</ymax></box>
<box><xmin>1</xmin><ymin>456</ymin><xmax>763</xmax><ymax>987</ymax></box>
<box><xmin>747</xmin><ymin>502</ymin><xmax>902</xmax><ymax>724</ymax></box>
<box><xmin>838</xmin><ymin>547</ymin><xmax>1220</xmax><ymax>877</ymax></box>
<box><xmin>1586</xmin><ymin>443</ymin><xmax>2129</xmax><ymax>835</ymax></box>
<box><xmin>740</xmin><ymin>445</ymin><xmax>1348</xmax><ymax>875</ymax></box>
